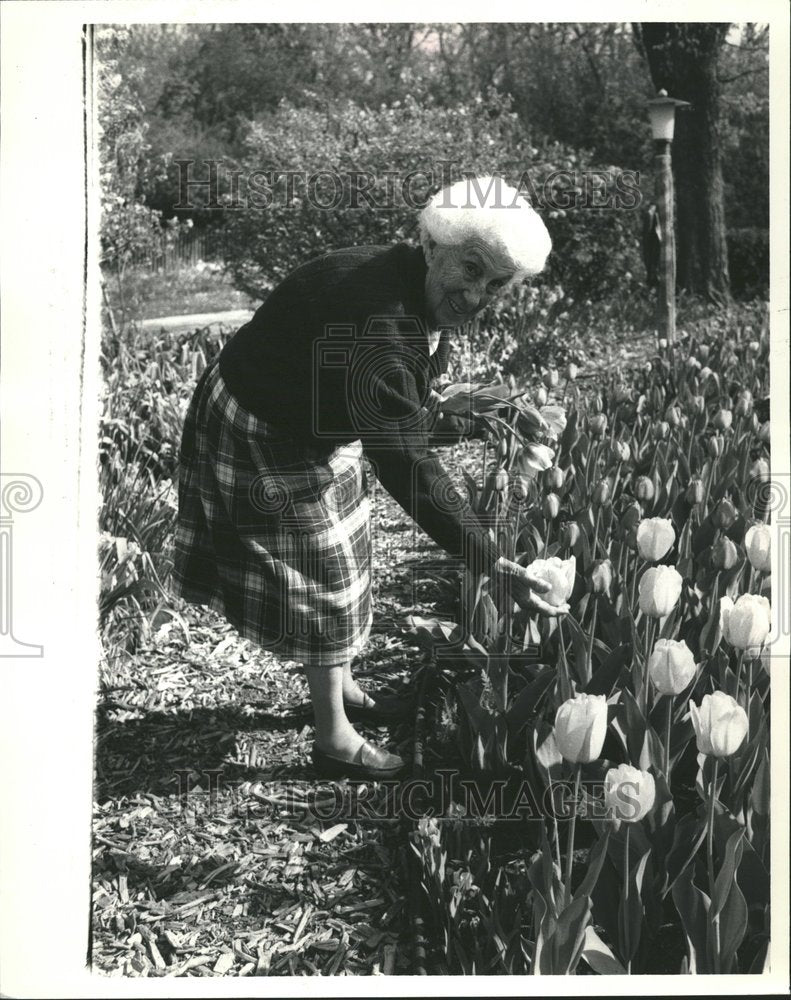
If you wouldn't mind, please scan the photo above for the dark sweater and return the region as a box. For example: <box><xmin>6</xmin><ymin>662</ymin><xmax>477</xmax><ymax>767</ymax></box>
<box><xmin>219</xmin><ymin>243</ymin><xmax>501</xmax><ymax>575</ymax></box>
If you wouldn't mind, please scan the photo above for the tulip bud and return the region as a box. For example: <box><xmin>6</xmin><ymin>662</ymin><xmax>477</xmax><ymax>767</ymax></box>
<box><xmin>665</xmin><ymin>405</ymin><xmax>681</xmax><ymax>427</ymax></box>
<box><xmin>711</xmin><ymin>536</ymin><xmax>738</xmax><ymax>570</ymax></box>
<box><xmin>621</xmin><ymin>501</ymin><xmax>642</xmax><ymax>532</ymax></box>
<box><xmin>758</xmin><ymin>421</ymin><xmax>770</xmax><ymax>442</ymax></box>
<box><xmin>658</xmin><ymin>338</ymin><xmax>668</xmax><ymax>350</ymax></box>
<box><xmin>739</xmin><ymin>389</ymin><xmax>753</xmax><ymax>404</ymax></box>
<box><xmin>592</xmin><ymin>394</ymin><xmax>603</xmax><ymax>414</ymax></box>
<box><xmin>561</xmin><ymin>522</ymin><xmax>581</xmax><ymax>548</ymax></box>
<box><xmin>604</xmin><ymin>764</ymin><xmax>656</xmax><ymax>824</ymax></box>
<box><xmin>750</xmin><ymin>458</ymin><xmax>770</xmax><ymax>482</ymax></box>
<box><xmin>497</xmin><ymin>437</ymin><xmax>509</xmax><ymax>460</ymax></box>
<box><xmin>748</xmin><ymin>340</ymin><xmax>760</xmax><ymax>353</ymax></box>
<box><xmin>699</xmin><ymin>366</ymin><xmax>713</xmax><ymax>382</ymax></box>
<box><xmin>513</xmin><ymin>476</ymin><xmax>529</xmax><ymax>502</ymax></box>
<box><xmin>713</xmin><ymin>497</ymin><xmax>737</xmax><ymax>530</ymax></box>
<box><xmin>535</xmin><ymin>385</ymin><xmax>548</xmax><ymax>406</ymax></box>
<box><xmin>592</xmin><ymin>478</ymin><xmax>611</xmax><ymax>507</ymax></box>
<box><xmin>591</xmin><ymin>559</ymin><xmax>613</xmax><ymax>597</ymax></box>
<box><xmin>546</xmin><ymin>466</ymin><xmax>564</xmax><ymax>490</ymax></box>
<box><xmin>713</xmin><ymin>408</ymin><xmax>733</xmax><ymax>431</ymax></box>
<box><xmin>690</xmin><ymin>692</ymin><xmax>749</xmax><ymax>758</ymax></box>
<box><xmin>638</xmin><ymin>565</ymin><xmax>683</xmax><ymax>617</ymax></box>
<box><xmin>744</xmin><ymin>523</ymin><xmax>771</xmax><ymax>573</ymax></box>
<box><xmin>566</xmin><ymin>362</ymin><xmax>578</xmax><ymax>381</ymax></box>
<box><xmin>708</xmin><ymin>435</ymin><xmax>724</xmax><ymax>459</ymax></box>
<box><xmin>554</xmin><ymin>693</ymin><xmax>608</xmax><ymax>764</ymax></box>
<box><xmin>614</xmin><ymin>440</ymin><xmax>631</xmax><ymax>463</ymax></box>
<box><xmin>686</xmin><ymin>478</ymin><xmax>704</xmax><ymax>505</ymax></box>
<box><xmin>542</xmin><ymin>493</ymin><xmax>561</xmax><ymax>519</ymax></box>
<box><xmin>720</xmin><ymin>594</ymin><xmax>771</xmax><ymax>652</ymax></box>
<box><xmin>698</xmin><ymin>344</ymin><xmax>710</xmax><ymax>362</ymax></box>
<box><xmin>589</xmin><ymin>414</ymin><xmax>607</xmax><ymax>437</ymax></box>
<box><xmin>543</xmin><ymin>368</ymin><xmax>559</xmax><ymax>389</ymax></box>
<box><xmin>735</xmin><ymin>396</ymin><xmax>752</xmax><ymax>418</ymax></box>
<box><xmin>494</xmin><ymin>470</ymin><xmax>509</xmax><ymax>493</ymax></box>
<box><xmin>636</xmin><ymin>517</ymin><xmax>676</xmax><ymax>562</ymax></box>
<box><xmin>634</xmin><ymin>475</ymin><xmax>654</xmax><ymax>501</ymax></box>
<box><xmin>648</xmin><ymin>638</ymin><xmax>697</xmax><ymax>696</ymax></box>
<box><xmin>650</xmin><ymin>385</ymin><xmax>664</xmax><ymax>412</ymax></box>
<box><xmin>692</xmin><ymin>395</ymin><xmax>706</xmax><ymax>416</ymax></box>
<box><xmin>655</xmin><ymin>420</ymin><xmax>670</xmax><ymax>440</ymax></box>
<box><xmin>686</xmin><ymin>356</ymin><xmax>701</xmax><ymax>371</ymax></box>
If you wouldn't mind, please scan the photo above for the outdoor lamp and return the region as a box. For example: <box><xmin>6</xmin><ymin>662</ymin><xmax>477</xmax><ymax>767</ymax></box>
<box><xmin>647</xmin><ymin>89</ymin><xmax>690</xmax><ymax>143</ymax></box>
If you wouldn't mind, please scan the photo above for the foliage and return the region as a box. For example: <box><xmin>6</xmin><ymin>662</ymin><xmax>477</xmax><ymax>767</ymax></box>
<box><xmin>220</xmin><ymin>95</ymin><xmax>643</xmax><ymax>304</ymax></box>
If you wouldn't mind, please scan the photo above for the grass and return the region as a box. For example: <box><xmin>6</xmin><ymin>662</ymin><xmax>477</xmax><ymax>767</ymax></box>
<box><xmin>102</xmin><ymin>263</ymin><xmax>258</xmax><ymax>322</ymax></box>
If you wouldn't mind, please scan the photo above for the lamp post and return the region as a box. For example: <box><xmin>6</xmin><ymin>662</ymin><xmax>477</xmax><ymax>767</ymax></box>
<box><xmin>647</xmin><ymin>90</ymin><xmax>690</xmax><ymax>344</ymax></box>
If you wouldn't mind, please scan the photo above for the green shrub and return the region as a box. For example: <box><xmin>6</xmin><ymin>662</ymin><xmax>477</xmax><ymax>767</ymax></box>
<box><xmin>220</xmin><ymin>94</ymin><xmax>643</xmax><ymax>305</ymax></box>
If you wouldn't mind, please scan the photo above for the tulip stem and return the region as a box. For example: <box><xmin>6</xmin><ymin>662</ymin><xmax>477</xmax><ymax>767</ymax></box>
<box><xmin>586</xmin><ymin>599</ymin><xmax>598</xmax><ymax>685</ymax></box>
<box><xmin>558</xmin><ymin>617</ymin><xmax>571</xmax><ymax>702</ymax></box>
<box><xmin>703</xmin><ymin>455</ymin><xmax>718</xmax><ymax>518</ymax></box>
<box><xmin>642</xmin><ymin>618</ymin><xmax>657</xmax><ymax>716</ymax></box>
<box><xmin>664</xmin><ymin>695</ymin><xmax>673</xmax><ymax>782</ymax></box>
<box><xmin>623</xmin><ymin>823</ymin><xmax>632</xmax><ymax>974</ymax></box>
<box><xmin>564</xmin><ymin>764</ymin><xmax>581</xmax><ymax>909</ymax></box>
<box><xmin>706</xmin><ymin>758</ymin><xmax>721</xmax><ymax>974</ymax></box>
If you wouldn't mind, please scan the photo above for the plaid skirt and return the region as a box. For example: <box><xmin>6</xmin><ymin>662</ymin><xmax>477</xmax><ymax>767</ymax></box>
<box><xmin>171</xmin><ymin>357</ymin><xmax>373</xmax><ymax>667</ymax></box>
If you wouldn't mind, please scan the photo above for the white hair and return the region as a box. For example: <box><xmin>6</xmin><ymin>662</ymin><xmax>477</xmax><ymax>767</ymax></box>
<box><xmin>418</xmin><ymin>175</ymin><xmax>552</xmax><ymax>278</ymax></box>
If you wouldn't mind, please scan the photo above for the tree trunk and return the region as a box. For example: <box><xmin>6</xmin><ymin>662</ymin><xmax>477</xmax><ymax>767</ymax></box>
<box><xmin>634</xmin><ymin>23</ymin><xmax>732</xmax><ymax>303</ymax></box>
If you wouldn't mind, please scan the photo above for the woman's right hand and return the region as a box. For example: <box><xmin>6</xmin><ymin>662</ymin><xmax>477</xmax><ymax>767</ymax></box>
<box><xmin>492</xmin><ymin>556</ymin><xmax>570</xmax><ymax>617</ymax></box>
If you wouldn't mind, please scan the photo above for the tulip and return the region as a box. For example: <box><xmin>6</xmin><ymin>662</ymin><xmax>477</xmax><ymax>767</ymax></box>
<box><xmin>735</xmin><ymin>397</ymin><xmax>752</xmax><ymax>418</ymax></box>
<box><xmin>634</xmin><ymin>476</ymin><xmax>654</xmax><ymax>502</ymax></box>
<box><xmin>590</xmin><ymin>559</ymin><xmax>613</xmax><ymax>597</ymax></box>
<box><xmin>621</xmin><ymin>501</ymin><xmax>642</xmax><ymax>533</ymax></box>
<box><xmin>658</xmin><ymin>338</ymin><xmax>668</xmax><ymax>350</ymax></box>
<box><xmin>758</xmin><ymin>421</ymin><xmax>770</xmax><ymax>442</ymax></box>
<box><xmin>686</xmin><ymin>479</ymin><xmax>704</xmax><ymax>505</ymax></box>
<box><xmin>546</xmin><ymin>466</ymin><xmax>564</xmax><ymax>490</ymax></box>
<box><xmin>516</xmin><ymin>442</ymin><xmax>555</xmax><ymax>475</ymax></box>
<box><xmin>690</xmin><ymin>691</ymin><xmax>749</xmax><ymax>758</ymax></box>
<box><xmin>739</xmin><ymin>389</ymin><xmax>753</xmax><ymax>405</ymax></box>
<box><xmin>750</xmin><ymin>458</ymin><xmax>770</xmax><ymax>482</ymax></box>
<box><xmin>708</xmin><ymin>435</ymin><xmax>724</xmax><ymax>459</ymax></box>
<box><xmin>638</xmin><ymin>565</ymin><xmax>683</xmax><ymax>617</ymax></box>
<box><xmin>614</xmin><ymin>440</ymin><xmax>631</xmax><ymax>463</ymax></box>
<box><xmin>543</xmin><ymin>368</ymin><xmax>559</xmax><ymax>389</ymax></box>
<box><xmin>494</xmin><ymin>470</ymin><xmax>509</xmax><ymax>493</ymax></box>
<box><xmin>604</xmin><ymin>764</ymin><xmax>656</xmax><ymax>823</ymax></box>
<box><xmin>665</xmin><ymin>405</ymin><xmax>681</xmax><ymax>427</ymax></box>
<box><xmin>655</xmin><ymin>420</ymin><xmax>670</xmax><ymax>440</ymax></box>
<box><xmin>592</xmin><ymin>478</ymin><xmax>611</xmax><ymax>507</ymax></box>
<box><xmin>648</xmin><ymin>638</ymin><xmax>697</xmax><ymax>696</ymax></box>
<box><xmin>744</xmin><ymin>523</ymin><xmax>771</xmax><ymax>572</ymax></box>
<box><xmin>719</xmin><ymin>594</ymin><xmax>771</xmax><ymax>652</ymax></box>
<box><xmin>542</xmin><ymin>493</ymin><xmax>561</xmax><ymax>519</ymax></box>
<box><xmin>636</xmin><ymin>517</ymin><xmax>675</xmax><ymax>562</ymax></box>
<box><xmin>589</xmin><ymin>414</ymin><xmax>607</xmax><ymax>437</ymax></box>
<box><xmin>525</xmin><ymin>555</ymin><xmax>575</xmax><ymax>608</ymax></box>
<box><xmin>692</xmin><ymin>395</ymin><xmax>706</xmax><ymax>416</ymax></box>
<box><xmin>686</xmin><ymin>355</ymin><xmax>701</xmax><ymax>371</ymax></box>
<box><xmin>748</xmin><ymin>340</ymin><xmax>760</xmax><ymax>353</ymax></box>
<box><xmin>561</xmin><ymin>522</ymin><xmax>581</xmax><ymax>548</ymax></box>
<box><xmin>699</xmin><ymin>366</ymin><xmax>714</xmax><ymax>382</ymax></box>
<box><xmin>713</xmin><ymin>497</ymin><xmax>737</xmax><ymax>530</ymax></box>
<box><xmin>713</xmin><ymin>409</ymin><xmax>733</xmax><ymax>431</ymax></box>
<box><xmin>592</xmin><ymin>394</ymin><xmax>603</xmax><ymax>414</ymax></box>
<box><xmin>554</xmin><ymin>693</ymin><xmax>608</xmax><ymax>764</ymax></box>
<box><xmin>711</xmin><ymin>536</ymin><xmax>738</xmax><ymax>570</ymax></box>
<box><xmin>535</xmin><ymin>386</ymin><xmax>548</xmax><ymax>406</ymax></box>
<box><xmin>566</xmin><ymin>362</ymin><xmax>578</xmax><ymax>381</ymax></box>
<box><xmin>698</xmin><ymin>344</ymin><xmax>710</xmax><ymax>362</ymax></box>
<box><xmin>513</xmin><ymin>476</ymin><xmax>529</xmax><ymax>502</ymax></box>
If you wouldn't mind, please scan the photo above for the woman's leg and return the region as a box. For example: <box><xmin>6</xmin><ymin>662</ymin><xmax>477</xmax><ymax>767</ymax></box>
<box><xmin>341</xmin><ymin>662</ymin><xmax>376</xmax><ymax>707</ymax></box>
<box><xmin>303</xmin><ymin>663</ymin><xmax>365</xmax><ymax>757</ymax></box>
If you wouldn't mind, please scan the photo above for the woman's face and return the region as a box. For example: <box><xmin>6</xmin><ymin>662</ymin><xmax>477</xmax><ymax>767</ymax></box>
<box><xmin>424</xmin><ymin>237</ymin><xmax>516</xmax><ymax>328</ymax></box>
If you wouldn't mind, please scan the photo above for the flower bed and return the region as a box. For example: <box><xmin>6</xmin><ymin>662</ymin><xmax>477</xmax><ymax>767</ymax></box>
<box><xmin>409</xmin><ymin>301</ymin><xmax>772</xmax><ymax>974</ymax></box>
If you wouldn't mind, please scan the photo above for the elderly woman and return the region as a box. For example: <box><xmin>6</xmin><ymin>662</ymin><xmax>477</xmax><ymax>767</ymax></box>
<box><xmin>172</xmin><ymin>176</ymin><xmax>565</xmax><ymax>780</ymax></box>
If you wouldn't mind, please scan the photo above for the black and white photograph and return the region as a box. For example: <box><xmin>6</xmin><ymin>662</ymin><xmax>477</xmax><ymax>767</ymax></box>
<box><xmin>0</xmin><ymin>2</ymin><xmax>788</xmax><ymax>995</ymax></box>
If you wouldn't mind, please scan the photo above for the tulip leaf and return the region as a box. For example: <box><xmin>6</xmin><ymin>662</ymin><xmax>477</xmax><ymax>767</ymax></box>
<box><xmin>551</xmin><ymin>895</ymin><xmax>591</xmax><ymax>974</ymax></box>
<box><xmin>671</xmin><ymin>867</ymin><xmax>712</xmax><ymax>974</ymax></box>
<box><xmin>663</xmin><ymin>813</ymin><xmax>708</xmax><ymax>899</ymax></box>
<box><xmin>573</xmin><ymin>829</ymin><xmax>610</xmax><ymax>904</ymax></box>
<box><xmin>620</xmin><ymin>688</ymin><xmax>647</xmax><ymax>767</ymax></box>
<box><xmin>750</xmin><ymin>747</ymin><xmax>770</xmax><ymax>816</ymax></box>
<box><xmin>712</xmin><ymin>829</ymin><xmax>744</xmax><ymax>919</ymax></box>
<box><xmin>717</xmin><ymin>872</ymin><xmax>748</xmax><ymax>972</ymax></box>
<box><xmin>581</xmin><ymin>926</ymin><xmax>627</xmax><ymax>975</ymax></box>
<box><xmin>584</xmin><ymin>642</ymin><xmax>631</xmax><ymax>697</ymax></box>
<box><xmin>506</xmin><ymin>668</ymin><xmax>555</xmax><ymax>733</ymax></box>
